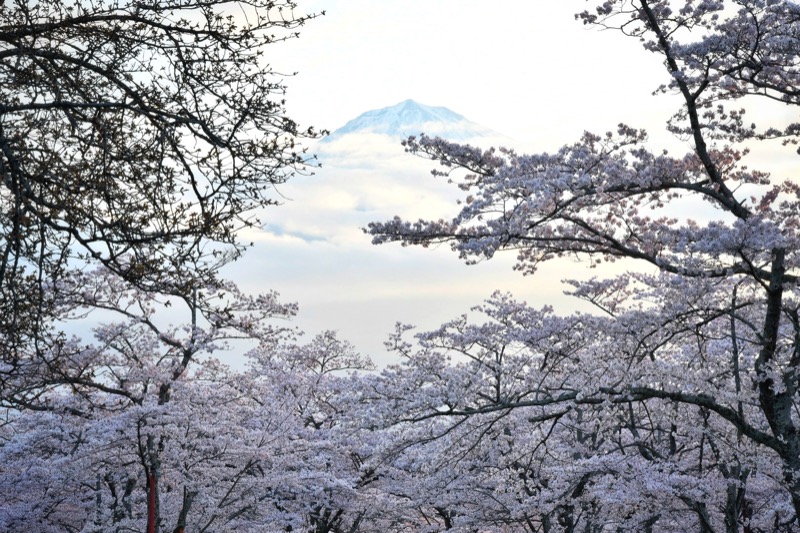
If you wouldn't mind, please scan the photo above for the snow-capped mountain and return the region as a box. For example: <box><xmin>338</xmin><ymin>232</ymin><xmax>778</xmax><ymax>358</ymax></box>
<box><xmin>323</xmin><ymin>99</ymin><xmax>500</xmax><ymax>142</ymax></box>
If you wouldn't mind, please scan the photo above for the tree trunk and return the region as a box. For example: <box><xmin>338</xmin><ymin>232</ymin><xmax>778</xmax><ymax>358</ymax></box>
<box><xmin>146</xmin><ymin>435</ymin><xmax>161</xmax><ymax>533</ymax></box>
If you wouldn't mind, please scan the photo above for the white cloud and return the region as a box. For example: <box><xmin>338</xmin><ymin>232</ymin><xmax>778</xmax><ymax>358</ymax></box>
<box><xmin>229</xmin><ymin>124</ymin><xmax>617</xmax><ymax>363</ymax></box>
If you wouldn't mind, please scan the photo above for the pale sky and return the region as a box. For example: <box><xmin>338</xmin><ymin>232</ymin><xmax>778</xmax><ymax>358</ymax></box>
<box><xmin>223</xmin><ymin>1</ymin><xmax>796</xmax><ymax>364</ymax></box>
<box><xmin>277</xmin><ymin>1</ymin><xmax>674</xmax><ymax>147</ymax></box>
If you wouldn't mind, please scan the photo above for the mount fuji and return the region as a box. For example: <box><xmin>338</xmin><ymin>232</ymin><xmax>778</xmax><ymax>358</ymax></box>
<box><xmin>323</xmin><ymin>99</ymin><xmax>500</xmax><ymax>142</ymax></box>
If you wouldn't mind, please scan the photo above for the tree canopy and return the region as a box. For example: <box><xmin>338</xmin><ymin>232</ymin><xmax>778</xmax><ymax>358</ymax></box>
<box><xmin>0</xmin><ymin>0</ymin><xmax>321</xmax><ymax>406</ymax></box>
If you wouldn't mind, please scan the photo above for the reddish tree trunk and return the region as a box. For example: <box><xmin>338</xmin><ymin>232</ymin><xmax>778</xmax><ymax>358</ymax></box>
<box><xmin>147</xmin><ymin>470</ymin><xmax>157</xmax><ymax>533</ymax></box>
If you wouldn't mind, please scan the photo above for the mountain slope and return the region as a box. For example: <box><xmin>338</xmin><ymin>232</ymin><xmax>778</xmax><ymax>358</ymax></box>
<box><xmin>323</xmin><ymin>99</ymin><xmax>499</xmax><ymax>142</ymax></box>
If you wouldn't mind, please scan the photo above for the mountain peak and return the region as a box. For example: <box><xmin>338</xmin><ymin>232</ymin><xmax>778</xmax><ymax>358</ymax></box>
<box><xmin>324</xmin><ymin>99</ymin><xmax>496</xmax><ymax>142</ymax></box>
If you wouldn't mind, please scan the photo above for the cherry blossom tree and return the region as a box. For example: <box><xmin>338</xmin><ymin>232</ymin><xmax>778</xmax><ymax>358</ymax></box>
<box><xmin>367</xmin><ymin>0</ymin><xmax>800</xmax><ymax>530</ymax></box>
<box><xmin>363</xmin><ymin>293</ymin><xmax>793</xmax><ymax>531</ymax></box>
<box><xmin>0</xmin><ymin>267</ymin><xmax>378</xmax><ymax>532</ymax></box>
<box><xmin>0</xmin><ymin>0</ymin><xmax>322</xmax><ymax>406</ymax></box>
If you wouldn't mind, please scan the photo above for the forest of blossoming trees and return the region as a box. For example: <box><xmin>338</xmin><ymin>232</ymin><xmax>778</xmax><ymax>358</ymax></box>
<box><xmin>1</xmin><ymin>0</ymin><xmax>799</xmax><ymax>531</ymax></box>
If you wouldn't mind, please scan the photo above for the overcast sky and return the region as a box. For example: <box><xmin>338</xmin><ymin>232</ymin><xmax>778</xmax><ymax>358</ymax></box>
<box><xmin>223</xmin><ymin>1</ymin><xmax>795</xmax><ymax>364</ymax></box>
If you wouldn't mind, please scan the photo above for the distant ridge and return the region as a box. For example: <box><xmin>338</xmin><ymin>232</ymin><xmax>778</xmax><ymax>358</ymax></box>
<box><xmin>323</xmin><ymin>99</ymin><xmax>498</xmax><ymax>142</ymax></box>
